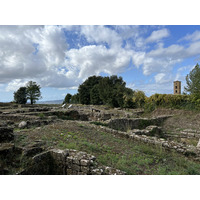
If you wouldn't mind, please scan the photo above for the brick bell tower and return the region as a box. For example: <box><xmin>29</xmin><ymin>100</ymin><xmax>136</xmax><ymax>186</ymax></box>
<box><xmin>173</xmin><ymin>81</ymin><xmax>181</xmax><ymax>95</ymax></box>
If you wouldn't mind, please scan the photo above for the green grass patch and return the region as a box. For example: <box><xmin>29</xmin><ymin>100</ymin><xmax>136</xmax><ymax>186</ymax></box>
<box><xmin>38</xmin><ymin>113</ymin><xmax>45</xmax><ymax>118</ymax></box>
<box><xmin>20</xmin><ymin>120</ymin><xmax>200</xmax><ymax>175</ymax></box>
<box><xmin>90</xmin><ymin>121</ymin><xmax>108</xmax><ymax>126</ymax></box>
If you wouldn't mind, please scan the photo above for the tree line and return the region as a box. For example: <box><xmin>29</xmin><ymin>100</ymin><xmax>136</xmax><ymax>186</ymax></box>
<box><xmin>63</xmin><ymin>63</ymin><xmax>200</xmax><ymax>110</ymax></box>
<box><xmin>12</xmin><ymin>63</ymin><xmax>200</xmax><ymax>109</ymax></box>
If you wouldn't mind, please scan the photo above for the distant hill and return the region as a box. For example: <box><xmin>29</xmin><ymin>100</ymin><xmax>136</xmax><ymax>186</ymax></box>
<box><xmin>37</xmin><ymin>99</ymin><xmax>63</xmax><ymax>104</ymax></box>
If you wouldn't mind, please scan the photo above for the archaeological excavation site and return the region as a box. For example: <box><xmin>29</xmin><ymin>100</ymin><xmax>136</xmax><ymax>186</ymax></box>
<box><xmin>1</xmin><ymin>102</ymin><xmax>200</xmax><ymax>175</ymax></box>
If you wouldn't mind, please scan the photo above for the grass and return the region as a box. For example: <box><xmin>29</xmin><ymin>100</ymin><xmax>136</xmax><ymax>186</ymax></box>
<box><xmin>19</xmin><ymin>120</ymin><xmax>200</xmax><ymax>175</ymax></box>
<box><xmin>38</xmin><ymin>113</ymin><xmax>45</xmax><ymax>118</ymax></box>
<box><xmin>90</xmin><ymin>121</ymin><xmax>108</xmax><ymax>126</ymax></box>
<box><xmin>3</xmin><ymin>104</ymin><xmax>200</xmax><ymax>175</ymax></box>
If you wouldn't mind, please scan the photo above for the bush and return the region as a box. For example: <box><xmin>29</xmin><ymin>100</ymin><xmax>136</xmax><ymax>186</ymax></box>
<box><xmin>132</xmin><ymin>90</ymin><xmax>146</xmax><ymax>108</ymax></box>
<box><xmin>144</xmin><ymin>93</ymin><xmax>200</xmax><ymax>111</ymax></box>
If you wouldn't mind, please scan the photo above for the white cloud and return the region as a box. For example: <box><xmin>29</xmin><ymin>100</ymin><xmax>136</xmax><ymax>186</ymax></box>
<box><xmin>80</xmin><ymin>25</ymin><xmax>122</xmax><ymax>48</ymax></box>
<box><xmin>0</xmin><ymin>25</ymin><xmax>137</xmax><ymax>92</ymax></box>
<box><xmin>6</xmin><ymin>79</ymin><xmax>29</xmax><ymax>92</ymax></box>
<box><xmin>65</xmin><ymin>45</ymin><xmax>132</xmax><ymax>81</ymax></box>
<box><xmin>0</xmin><ymin>25</ymin><xmax>81</xmax><ymax>90</ymax></box>
<box><xmin>154</xmin><ymin>73</ymin><xmax>166</xmax><ymax>83</ymax></box>
<box><xmin>180</xmin><ymin>30</ymin><xmax>200</xmax><ymax>42</ymax></box>
<box><xmin>146</xmin><ymin>28</ymin><xmax>170</xmax><ymax>43</ymax></box>
<box><xmin>0</xmin><ymin>25</ymin><xmax>68</xmax><ymax>86</ymax></box>
<box><xmin>138</xmin><ymin>39</ymin><xmax>200</xmax><ymax>76</ymax></box>
<box><xmin>131</xmin><ymin>51</ymin><xmax>146</xmax><ymax>67</ymax></box>
<box><xmin>1</xmin><ymin>25</ymin><xmax>200</xmax><ymax>98</ymax></box>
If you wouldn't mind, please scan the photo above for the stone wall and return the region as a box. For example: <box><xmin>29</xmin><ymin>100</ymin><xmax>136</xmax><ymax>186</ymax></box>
<box><xmin>176</xmin><ymin>129</ymin><xmax>200</xmax><ymax>138</ymax></box>
<box><xmin>20</xmin><ymin>149</ymin><xmax>125</xmax><ymax>175</ymax></box>
<box><xmin>107</xmin><ymin>116</ymin><xmax>172</xmax><ymax>132</ymax></box>
<box><xmin>98</xmin><ymin>125</ymin><xmax>200</xmax><ymax>157</ymax></box>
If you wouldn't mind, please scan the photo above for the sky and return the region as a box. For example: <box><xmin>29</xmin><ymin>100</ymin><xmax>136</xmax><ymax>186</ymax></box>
<box><xmin>1</xmin><ymin>25</ymin><xmax>200</xmax><ymax>102</ymax></box>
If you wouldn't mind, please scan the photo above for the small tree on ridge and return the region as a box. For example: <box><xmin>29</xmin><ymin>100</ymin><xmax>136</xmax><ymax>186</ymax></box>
<box><xmin>26</xmin><ymin>81</ymin><xmax>42</xmax><ymax>104</ymax></box>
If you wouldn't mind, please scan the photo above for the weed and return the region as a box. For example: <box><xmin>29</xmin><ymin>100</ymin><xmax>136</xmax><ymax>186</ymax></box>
<box><xmin>38</xmin><ymin>113</ymin><xmax>45</xmax><ymax>118</ymax></box>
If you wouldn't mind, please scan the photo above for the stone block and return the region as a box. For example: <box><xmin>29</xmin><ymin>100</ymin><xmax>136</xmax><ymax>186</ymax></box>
<box><xmin>66</xmin><ymin>168</ymin><xmax>73</xmax><ymax>175</ymax></box>
<box><xmin>81</xmin><ymin>166</ymin><xmax>90</xmax><ymax>174</ymax></box>
<box><xmin>18</xmin><ymin>121</ymin><xmax>28</xmax><ymax>129</ymax></box>
<box><xmin>73</xmin><ymin>157</ymin><xmax>80</xmax><ymax>165</ymax></box>
<box><xmin>145</xmin><ymin>125</ymin><xmax>164</xmax><ymax>137</ymax></box>
<box><xmin>72</xmin><ymin>164</ymin><xmax>81</xmax><ymax>172</ymax></box>
<box><xmin>91</xmin><ymin>168</ymin><xmax>103</xmax><ymax>175</ymax></box>
<box><xmin>80</xmin><ymin>159</ymin><xmax>90</xmax><ymax>166</ymax></box>
<box><xmin>66</xmin><ymin>156</ymin><xmax>73</xmax><ymax>168</ymax></box>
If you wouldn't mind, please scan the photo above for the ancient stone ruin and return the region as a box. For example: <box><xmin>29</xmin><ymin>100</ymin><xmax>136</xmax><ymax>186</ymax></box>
<box><xmin>0</xmin><ymin>110</ymin><xmax>125</xmax><ymax>175</ymax></box>
<box><xmin>19</xmin><ymin>149</ymin><xmax>125</xmax><ymax>175</ymax></box>
<box><xmin>1</xmin><ymin>103</ymin><xmax>200</xmax><ymax>174</ymax></box>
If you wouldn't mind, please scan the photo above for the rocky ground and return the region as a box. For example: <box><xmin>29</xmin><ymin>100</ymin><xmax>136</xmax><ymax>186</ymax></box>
<box><xmin>1</xmin><ymin>103</ymin><xmax>200</xmax><ymax>175</ymax></box>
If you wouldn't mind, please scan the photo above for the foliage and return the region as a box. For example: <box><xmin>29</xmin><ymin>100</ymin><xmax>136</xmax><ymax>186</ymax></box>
<box><xmin>90</xmin><ymin>84</ymin><xmax>102</xmax><ymax>105</ymax></box>
<box><xmin>184</xmin><ymin>63</ymin><xmax>200</xmax><ymax>98</ymax></box>
<box><xmin>63</xmin><ymin>93</ymin><xmax>72</xmax><ymax>104</ymax></box>
<box><xmin>14</xmin><ymin>87</ymin><xmax>27</xmax><ymax>104</ymax></box>
<box><xmin>26</xmin><ymin>81</ymin><xmax>42</xmax><ymax>104</ymax></box>
<box><xmin>71</xmin><ymin>93</ymin><xmax>80</xmax><ymax>104</ymax></box>
<box><xmin>132</xmin><ymin>90</ymin><xmax>146</xmax><ymax>108</ymax></box>
<box><xmin>38</xmin><ymin>113</ymin><xmax>45</xmax><ymax>118</ymax></box>
<box><xmin>144</xmin><ymin>93</ymin><xmax>200</xmax><ymax>111</ymax></box>
<box><xmin>123</xmin><ymin>88</ymin><xmax>135</xmax><ymax>108</ymax></box>
<box><xmin>98</xmin><ymin>75</ymin><xmax>126</xmax><ymax>107</ymax></box>
<box><xmin>78</xmin><ymin>75</ymin><xmax>103</xmax><ymax>105</ymax></box>
<box><xmin>77</xmin><ymin>75</ymin><xmax>130</xmax><ymax>108</ymax></box>
<box><xmin>90</xmin><ymin>121</ymin><xmax>108</xmax><ymax>126</ymax></box>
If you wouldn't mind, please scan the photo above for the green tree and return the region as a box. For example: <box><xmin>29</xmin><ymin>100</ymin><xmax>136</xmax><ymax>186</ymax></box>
<box><xmin>98</xmin><ymin>75</ymin><xmax>126</xmax><ymax>107</ymax></box>
<box><xmin>14</xmin><ymin>87</ymin><xmax>27</xmax><ymax>104</ymax></box>
<box><xmin>123</xmin><ymin>88</ymin><xmax>135</xmax><ymax>108</ymax></box>
<box><xmin>184</xmin><ymin>63</ymin><xmax>200</xmax><ymax>98</ymax></box>
<box><xmin>26</xmin><ymin>81</ymin><xmax>42</xmax><ymax>104</ymax></box>
<box><xmin>71</xmin><ymin>93</ymin><xmax>80</xmax><ymax>104</ymax></box>
<box><xmin>132</xmin><ymin>90</ymin><xmax>146</xmax><ymax>108</ymax></box>
<box><xmin>90</xmin><ymin>84</ymin><xmax>102</xmax><ymax>105</ymax></box>
<box><xmin>78</xmin><ymin>76</ymin><xmax>103</xmax><ymax>104</ymax></box>
<box><xmin>63</xmin><ymin>93</ymin><xmax>72</xmax><ymax>104</ymax></box>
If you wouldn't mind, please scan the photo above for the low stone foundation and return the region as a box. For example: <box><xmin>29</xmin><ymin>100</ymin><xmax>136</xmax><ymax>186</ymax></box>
<box><xmin>19</xmin><ymin>149</ymin><xmax>125</xmax><ymax>175</ymax></box>
<box><xmin>98</xmin><ymin>125</ymin><xmax>199</xmax><ymax>157</ymax></box>
<box><xmin>107</xmin><ymin>116</ymin><xmax>172</xmax><ymax>132</ymax></box>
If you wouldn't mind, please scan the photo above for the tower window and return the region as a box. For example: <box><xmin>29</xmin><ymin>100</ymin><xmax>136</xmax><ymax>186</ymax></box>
<box><xmin>175</xmin><ymin>90</ymin><xmax>177</xmax><ymax>93</ymax></box>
